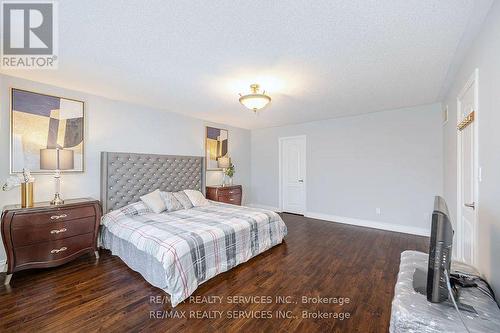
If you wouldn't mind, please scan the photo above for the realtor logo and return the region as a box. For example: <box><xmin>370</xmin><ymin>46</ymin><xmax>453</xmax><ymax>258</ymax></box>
<box><xmin>1</xmin><ymin>1</ymin><xmax>58</xmax><ymax>68</ymax></box>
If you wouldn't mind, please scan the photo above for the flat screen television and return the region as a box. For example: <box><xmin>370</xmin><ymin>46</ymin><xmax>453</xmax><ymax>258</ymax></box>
<box><xmin>426</xmin><ymin>195</ymin><xmax>454</xmax><ymax>303</ymax></box>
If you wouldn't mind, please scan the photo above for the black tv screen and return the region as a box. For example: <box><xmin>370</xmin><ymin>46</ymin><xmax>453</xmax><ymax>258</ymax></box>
<box><xmin>427</xmin><ymin>196</ymin><xmax>454</xmax><ymax>303</ymax></box>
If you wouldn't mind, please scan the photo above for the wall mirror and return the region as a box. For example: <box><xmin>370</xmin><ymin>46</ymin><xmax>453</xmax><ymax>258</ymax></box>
<box><xmin>205</xmin><ymin>126</ymin><xmax>228</xmax><ymax>170</ymax></box>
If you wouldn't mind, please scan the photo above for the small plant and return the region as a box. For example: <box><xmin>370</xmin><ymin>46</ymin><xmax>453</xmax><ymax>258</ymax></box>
<box><xmin>225</xmin><ymin>163</ymin><xmax>235</xmax><ymax>178</ymax></box>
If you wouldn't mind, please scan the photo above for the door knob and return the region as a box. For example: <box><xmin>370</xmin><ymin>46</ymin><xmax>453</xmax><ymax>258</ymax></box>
<box><xmin>464</xmin><ymin>202</ymin><xmax>475</xmax><ymax>209</ymax></box>
<box><xmin>298</xmin><ymin>179</ymin><xmax>304</xmax><ymax>183</ymax></box>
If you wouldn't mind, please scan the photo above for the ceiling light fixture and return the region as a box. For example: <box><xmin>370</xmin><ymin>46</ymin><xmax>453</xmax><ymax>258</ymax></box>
<box><xmin>239</xmin><ymin>84</ymin><xmax>271</xmax><ymax>112</ymax></box>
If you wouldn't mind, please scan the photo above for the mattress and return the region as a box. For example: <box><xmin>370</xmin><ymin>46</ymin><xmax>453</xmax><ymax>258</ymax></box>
<box><xmin>100</xmin><ymin>201</ymin><xmax>287</xmax><ymax>306</ymax></box>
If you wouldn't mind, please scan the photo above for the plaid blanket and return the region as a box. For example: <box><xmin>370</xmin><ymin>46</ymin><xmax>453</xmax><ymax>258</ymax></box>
<box><xmin>101</xmin><ymin>201</ymin><xmax>287</xmax><ymax>307</ymax></box>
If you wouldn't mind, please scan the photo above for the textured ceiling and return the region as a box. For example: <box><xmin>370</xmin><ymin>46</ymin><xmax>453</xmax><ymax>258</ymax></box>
<box><xmin>0</xmin><ymin>0</ymin><xmax>493</xmax><ymax>129</ymax></box>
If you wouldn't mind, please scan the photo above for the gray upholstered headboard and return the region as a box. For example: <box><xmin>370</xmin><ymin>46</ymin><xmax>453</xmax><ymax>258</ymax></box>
<box><xmin>100</xmin><ymin>152</ymin><xmax>205</xmax><ymax>213</ymax></box>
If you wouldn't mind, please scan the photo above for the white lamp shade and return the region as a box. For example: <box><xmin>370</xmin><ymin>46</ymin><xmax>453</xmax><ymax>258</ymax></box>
<box><xmin>239</xmin><ymin>94</ymin><xmax>271</xmax><ymax>111</ymax></box>
<box><xmin>40</xmin><ymin>149</ymin><xmax>74</xmax><ymax>170</ymax></box>
<box><xmin>217</xmin><ymin>156</ymin><xmax>231</xmax><ymax>169</ymax></box>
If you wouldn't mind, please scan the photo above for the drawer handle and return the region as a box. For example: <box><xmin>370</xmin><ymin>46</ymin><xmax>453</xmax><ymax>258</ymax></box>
<box><xmin>229</xmin><ymin>198</ymin><xmax>234</xmax><ymax>201</ymax></box>
<box><xmin>50</xmin><ymin>247</ymin><xmax>67</xmax><ymax>254</ymax></box>
<box><xmin>50</xmin><ymin>228</ymin><xmax>67</xmax><ymax>234</ymax></box>
<box><xmin>50</xmin><ymin>214</ymin><xmax>68</xmax><ymax>220</ymax></box>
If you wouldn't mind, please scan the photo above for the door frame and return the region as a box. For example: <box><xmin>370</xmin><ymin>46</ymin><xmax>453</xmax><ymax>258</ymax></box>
<box><xmin>278</xmin><ymin>135</ymin><xmax>307</xmax><ymax>213</ymax></box>
<box><xmin>456</xmin><ymin>68</ymin><xmax>479</xmax><ymax>265</ymax></box>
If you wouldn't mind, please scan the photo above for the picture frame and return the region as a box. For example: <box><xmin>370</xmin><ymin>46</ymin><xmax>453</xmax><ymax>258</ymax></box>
<box><xmin>10</xmin><ymin>88</ymin><xmax>85</xmax><ymax>174</ymax></box>
<box><xmin>205</xmin><ymin>126</ymin><xmax>228</xmax><ymax>171</ymax></box>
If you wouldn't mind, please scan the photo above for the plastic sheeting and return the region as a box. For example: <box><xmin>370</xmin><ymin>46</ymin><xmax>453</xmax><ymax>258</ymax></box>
<box><xmin>390</xmin><ymin>251</ymin><xmax>500</xmax><ymax>333</ymax></box>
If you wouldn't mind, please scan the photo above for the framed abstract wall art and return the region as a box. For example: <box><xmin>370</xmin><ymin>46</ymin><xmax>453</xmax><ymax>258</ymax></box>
<box><xmin>205</xmin><ymin>126</ymin><xmax>228</xmax><ymax>170</ymax></box>
<box><xmin>10</xmin><ymin>88</ymin><xmax>85</xmax><ymax>173</ymax></box>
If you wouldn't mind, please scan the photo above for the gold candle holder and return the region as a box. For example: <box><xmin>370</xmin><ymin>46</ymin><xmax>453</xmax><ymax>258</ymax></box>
<box><xmin>21</xmin><ymin>182</ymin><xmax>34</xmax><ymax>208</ymax></box>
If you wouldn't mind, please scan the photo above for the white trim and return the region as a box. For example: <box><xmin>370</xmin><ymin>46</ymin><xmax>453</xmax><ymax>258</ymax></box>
<box><xmin>455</xmin><ymin>68</ymin><xmax>479</xmax><ymax>265</ymax></box>
<box><xmin>278</xmin><ymin>135</ymin><xmax>307</xmax><ymax>214</ymax></box>
<box><xmin>0</xmin><ymin>259</ymin><xmax>6</xmax><ymax>273</ymax></box>
<box><xmin>247</xmin><ymin>203</ymin><xmax>282</xmax><ymax>212</ymax></box>
<box><xmin>442</xmin><ymin>104</ymin><xmax>449</xmax><ymax>126</ymax></box>
<box><xmin>304</xmin><ymin>211</ymin><xmax>430</xmax><ymax>237</ymax></box>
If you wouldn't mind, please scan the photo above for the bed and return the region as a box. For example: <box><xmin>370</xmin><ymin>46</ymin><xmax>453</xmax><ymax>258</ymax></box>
<box><xmin>99</xmin><ymin>152</ymin><xmax>287</xmax><ymax>307</ymax></box>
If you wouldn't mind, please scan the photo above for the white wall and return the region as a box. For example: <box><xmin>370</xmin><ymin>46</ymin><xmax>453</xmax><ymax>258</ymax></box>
<box><xmin>251</xmin><ymin>104</ymin><xmax>443</xmax><ymax>235</ymax></box>
<box><xmin>442</xmin><ymin>2</ymin><xmax>500</xmax><ymax>296</ymax></box>
<box><xmin>0</xmin><ymin>74</ymin><xmax>251</xmax><ymax>265</ymax></box>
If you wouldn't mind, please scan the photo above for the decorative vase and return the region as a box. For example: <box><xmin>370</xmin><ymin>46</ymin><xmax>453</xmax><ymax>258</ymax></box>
<box><xmin>227</xmin><ymin>177</ymin><xmax>233</xmax><ymax>186</ymax></box>
<box><xmin>21</xmin><ymin>182</ymin><xmax>34</xmax><ymax>208</ymax></box>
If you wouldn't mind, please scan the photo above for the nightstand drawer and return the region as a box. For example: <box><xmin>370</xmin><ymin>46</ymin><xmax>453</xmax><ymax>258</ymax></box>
<box><xmin>218</xmin><ymin>194</ymin><xmax>242</xmax><ymax>205</ymax></box>
<box><xmin>12</xmin><ymin>216</ymin><xmax>96</xmax><ymax>247</ymax></box>
<box><xmin>219</xmin><ymin>187</ymin><xmax>242</xmax><ymax>196</ymax></box>
<box><xmin>12</xmin><ymin>206</ymin><xmax>96</xmax><ymax>228</ymax></box>
<box><xmin>14</xmin><ymin>233</ymin><xmax>95</xmax><ymax>268</ymax></box>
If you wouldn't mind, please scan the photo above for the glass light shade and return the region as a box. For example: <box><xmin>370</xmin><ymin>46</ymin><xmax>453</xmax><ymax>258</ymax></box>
<box><xmin>40</xmin><ymin>148</ymin><xmax>74</xmax><ymax>170</ymax></box>
<box><xmin>239</xmin><ymin>94</ymin><xmax>271</xmax><ymax>111</ymax></box>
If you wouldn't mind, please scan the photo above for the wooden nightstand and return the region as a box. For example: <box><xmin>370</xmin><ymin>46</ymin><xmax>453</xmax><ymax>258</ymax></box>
<box><xmin>1</xmin><ymin>198</ymin><xmax>102</xmax><ymax>285</ymax></box>
<box><xmin>206</xmin><ymin>185</ymin><xmax>242</xmax><ymax>206</ymax></box>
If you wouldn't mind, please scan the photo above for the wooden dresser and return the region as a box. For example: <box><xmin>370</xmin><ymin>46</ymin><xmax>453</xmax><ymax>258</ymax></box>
<box><xmin>206</xmin><ymin>185</ymin><xmax>242</xmax><ymax>206</ymax></box>
<box><xmin>1</xmin><ymin>198</ymin><xmax>101</xmax><ymax>285</ymax></box>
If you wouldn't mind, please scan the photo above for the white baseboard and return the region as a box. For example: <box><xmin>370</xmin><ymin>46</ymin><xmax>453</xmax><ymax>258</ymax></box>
<box><xmin>247</xmin><ymin>203</ymin><xmax>282</xmax><ymax>212</ymax></box>
<box><xmin>304</xmin><ymin>211</ymin><xmax>430</xmax><ymax>237</ymax></box>
<box><xmin>0</xmin><ymin>259</ymin><xmax>6</xmax><ymax>273</ymax></box>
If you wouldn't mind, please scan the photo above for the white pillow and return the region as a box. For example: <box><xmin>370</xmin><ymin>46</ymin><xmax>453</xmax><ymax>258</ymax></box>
<box><xmin>184</xmin><ymin>190</ymin><xmax>210</xmax><ymax>207</ymax></box>
<box><xmin>160</xmin><ymin>191</ymin><xmax>184</xmax><ymax>212</ymax></box>
<box><xmin>172</xmin><ymin>191</ymin><xmax>194</xmax><ymax>210</ymax></box>
<box><xmin>140</xmin><ymin>189</ymin><xmax>166</xmax><ymax>213</ymax></box>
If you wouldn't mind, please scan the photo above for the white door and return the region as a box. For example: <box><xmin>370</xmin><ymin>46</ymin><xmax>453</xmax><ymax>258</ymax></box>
<box><xmin>280</xmin><ymin>136</ymin><xmax>306</xmax><ymax>214</ymax></box>
<box><xmin>456</xmin><ymin>70</ymin><xmax>478</xmax><ymax>266</ymax></box>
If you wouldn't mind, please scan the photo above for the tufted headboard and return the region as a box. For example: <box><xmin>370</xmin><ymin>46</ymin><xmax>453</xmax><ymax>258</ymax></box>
<box><xmin>100</xmin><ymin>152</ymin><xmax>205</xmax><ymax>213</ymax></box>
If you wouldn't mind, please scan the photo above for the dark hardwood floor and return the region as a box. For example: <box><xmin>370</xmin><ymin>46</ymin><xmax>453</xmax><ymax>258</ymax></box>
<box><xmin>0</xmin><ymin>213</ymin><xmax>428</xmax><ymax>333</ymax></box>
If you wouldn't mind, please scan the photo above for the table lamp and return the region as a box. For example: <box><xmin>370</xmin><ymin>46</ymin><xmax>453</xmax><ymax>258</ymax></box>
<box><xmin>217</xmin><ymin>156</ymin><xmax>231</xmax><ymax>186</ymax></box>
<box><xmin>40</xmin><ymin>148</ymin><xmax>74</xmax><ymax>205</ymax></box>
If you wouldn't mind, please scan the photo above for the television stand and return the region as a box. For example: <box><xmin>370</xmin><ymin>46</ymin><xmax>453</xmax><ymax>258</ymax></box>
<box><xmin>390</xmin><ymin>251</ymin><xmax>500</xmax><ymax>332</ymax></box>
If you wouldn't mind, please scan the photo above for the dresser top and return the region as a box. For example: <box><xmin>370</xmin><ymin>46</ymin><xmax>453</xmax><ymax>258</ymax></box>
<box><xmin>206</xmin><ymin>185</ymin><xmax>241</xmax><ymax>189</ymax></box>
<box><xmin>2</xmin><ymin>198</ymin><xmax>98</xmax><ymax>213</ymax></box>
